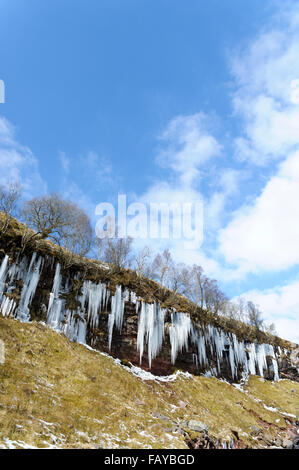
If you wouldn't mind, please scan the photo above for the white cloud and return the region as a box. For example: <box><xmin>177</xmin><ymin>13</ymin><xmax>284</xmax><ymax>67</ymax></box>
<box><xmin>231</xmin><ymin>4</ymin><xmax>299</xmax><ymax>164</ymax></box>
<box><xmin>59</xmin><ymin>151</ymin><xmax>70</xmax><ymax>174</ymax></box>
<box><xmin>219</xmin><ymin>150</ymin><xmax>299</xmax><ymax>273</ymax></box>
<box><xmin>216</xmin><ymin>5</ymin><xmax>299</xmax><ymax>277</ymax></box>
<box><xmin>237</xmin><ymin>280</ymin><xmax>299</xmax><ymax>344</ymax></box>
<box><xmin>82</xmin><ymin>151</ymin><xmax>114</xmax><ymax>185</ymax></box>
<box><xmin>0</xmin><ymin>116</ymin><xmax>46</xmax><ymax>197</ymax></box>
<box><xmin>157</xmin><ymin>113</ymin><xmax>221</xmax><ymax>186</ymax></box>
<box><xmin>130</xmin><ymin>114</ymin><xmax>244</xmax><ymax>281</ymax></box>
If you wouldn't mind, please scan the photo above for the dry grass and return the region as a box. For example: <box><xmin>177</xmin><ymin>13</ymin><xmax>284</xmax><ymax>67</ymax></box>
<box><xmin>0</xmin><ymin>317</ymin><xmax>298</xmax><ymax>449</ymax></box>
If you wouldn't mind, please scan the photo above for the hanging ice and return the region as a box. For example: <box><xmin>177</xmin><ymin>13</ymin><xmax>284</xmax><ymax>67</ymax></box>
<box><xmin>81</xmin><ymin>280</ymin><xmax>108</xmax><ymax>330</ymax></box>
<box><xmin>247</xmin><ymin>343</ymin><xmax>257</xmax><ymax>375</ymax></box>
<box><xmin>256</xmin><ymin>344</ymin><xmax>267</xmax><ymax>378</ymax></box>
<box><xmin>108</xmin><ymin>285</ymin><xmax>124</xmax><ymax>349</ymax></box>
<box><xmin>47</xmin><ymin>263</ymin><xmax>87</xmax><ymax>344</ymax></box>
<box><xmin>169</xmin><ymin>312</ymin><xmax>192</xmax><ymax>364</ymax></box>
<box><xmin>197</xmin><ymin>332</ymin><xmax>207</xmax><ymax>366</ymax></box>
<box><xmin>63</xmin><ymin>310</ymin><xmax>87</xmax><ymax>344</ymax></box>
<box><xmin>137</xmin><ymin>301</ymin><xmax>166</xmax><ymax>368</ymax></box>
<box><xmin>0</xmin><ymin>296</ymin><xmax>16</xmax><ymax>317</ymax></box>
<box><xmin>16</xmin><ymin>253</ymin><xmax>42</xmax><ymax>321</ymax></box>
<box><xmin>263</xmin><ymin>344</ymin><xmax>280</xmax><ymax>381</ymax></box>
<box><xmin>0</xmin><ymin>255</ymin><xmax>8</xmax><ymax>302</ymax></box>
<box><xmin>272</xmin><ymin>358</ymin><xmax>279</xmax><ymax>382</ymax></box>
<box><xmin>0</xmin><ymin>249</ymin><xmax>285</xmax><ymax>382</ymax></box>
<box><xmin>47</xmin><ymin>263</ymin><xmax>65</xmax><ymax>329</ymax></box>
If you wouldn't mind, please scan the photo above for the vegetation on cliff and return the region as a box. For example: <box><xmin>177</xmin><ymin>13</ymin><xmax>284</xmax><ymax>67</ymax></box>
<box><xmin>0</xmin><ymin>212</ymin><xmax>292</xmax><ymax>349</ymax></box>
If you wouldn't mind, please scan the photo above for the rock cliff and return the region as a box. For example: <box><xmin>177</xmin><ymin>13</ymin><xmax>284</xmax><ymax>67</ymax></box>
<box><xmin>0</xmin><ymin>216</ymin><xmax>298</xmax><ymax>384</ymax></box>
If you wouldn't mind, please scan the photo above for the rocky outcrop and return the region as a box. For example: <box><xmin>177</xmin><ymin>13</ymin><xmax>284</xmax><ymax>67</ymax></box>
<box><xmin>0</xmin><ymin>245</ymin><xmax>298</xmax><ymax>383</ymax></box>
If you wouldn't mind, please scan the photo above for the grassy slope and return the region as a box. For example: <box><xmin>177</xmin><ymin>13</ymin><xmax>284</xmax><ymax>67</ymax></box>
<box><xmin>0</xmin><ymin>317</ymin><xmax>298</xmax><ymax>449</ymax></box>
<box><xmin>0</xmin><ymin>213</ymin><xmax>292</xmax><ymax>348</ymax></box>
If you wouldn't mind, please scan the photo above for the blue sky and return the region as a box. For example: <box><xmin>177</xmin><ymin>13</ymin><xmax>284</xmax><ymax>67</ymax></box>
<box><xmin>0</xmin><ymin>0</ymin><xmax>299</xmax><ymax>342</ymax></box>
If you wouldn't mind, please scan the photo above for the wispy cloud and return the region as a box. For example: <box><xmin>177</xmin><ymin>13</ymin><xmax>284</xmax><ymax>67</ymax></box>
<box><xmin>231</xmin><ymin>3</ymin><xmax>299</xmax><ymax>165</ymax></box>
<box><xmin>235</xmin><ymin>279</ymin><xmax>299</xmax><ymax>344</ymax></box>
<box><xmin>157</xmin><ymin>113</ymin><xmax>221</xmax><ymax>187</ymax></box>
<box><xmin>59</xmin><ymin>151</ymin><xmax>70</xmax><ymax>175</ymax></box>
<box><xmin>0</xmin><ymin>116</ymin><xmax>46</xmax><ymax>197</ymax></box>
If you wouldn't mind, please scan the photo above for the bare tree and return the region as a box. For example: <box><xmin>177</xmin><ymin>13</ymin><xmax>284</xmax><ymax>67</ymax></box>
<box><xmin>133</xmin><ymin>246</ymin><xmax>153</xmax><ymax>277</ymax></box>
<box><xmin>178</xmin><ymin>264</ymin><xmax>194</xmax><ymax>299</ymax></box>
<box><xmin>191</xmin><ymin>264</ymin><xmax>206</xmax><ymax>309</ymax></box>
<box><xmin>167</xmin><ymin>262</ymin><xmax>187</xmax><ymax>294</ymax></box>
<box><xmin>97</xmin><ymin>233</ymin><xmax>133</xmax><ymax>270</ymax></box>
<box><xmin>58</xmin><ymin>210</ymin><xmax>94</xmax><ymax>268</ymax></box>
<box><xmin>263</xmin><ymin>322</ymin><xmax>277</xmax><ymax>336</ymax></box>
<box><xmin>151</xmin><ymin>249</ymin><xmax>174</xmax><ymax>288</ymax></box>
<box><xmin>21</xmin><ymin>194</ymin><xmax>93</xmax><ymax>257</ymax></box>
<box><xmin>235</xmin><ymin>297</ymin><xmax>247</xmax><ymax>322</ymax></box>
<box><xmin>203</xmin><ymin>277</ymin><xmax>228</xmax><ymax>315</ymax></box>
<box><xmin>0</xmin><ymin>182</ymin><xmax>21</xmax><ymax>235</ymax></box>
<box><xmin>22</xmin><ymin>194</ymin><xmax>74</xmax><ymax>242</ymax></box>
<box><xmin>224</xmin><ymin>297</ymin><xmax>248</xmax><ymax>322</ymax></box>
<box><xmin>247</xmin><ymin>301</ymin><xmax>264</xmax><ymax>331</ymax></box>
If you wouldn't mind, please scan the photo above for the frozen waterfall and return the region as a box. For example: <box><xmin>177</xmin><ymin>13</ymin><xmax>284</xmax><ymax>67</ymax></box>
<box><xmin>137</xmin><ymin>301</ymin><xmax>166</xmax><ymax>368</ymax></box>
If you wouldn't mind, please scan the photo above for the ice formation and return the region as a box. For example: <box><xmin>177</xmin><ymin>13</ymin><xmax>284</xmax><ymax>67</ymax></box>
<box><xmin>47</xmin><ymin>263</ymin><xmax>64</xmax><ymax>330</ymax></box>
<box><xmin>108</xmin><ymin>285</ymin><xmax>125</xmax><ymax>349</ymax></box>
<box><xmin>136</xmin><ymin>301</ymin><xmax>166</xmax><ymax>368</ymax></box>
<box><xmin>17</xmin><ymin>253</ymin><xmax>43</xmax><ymax>321</ymax></box>
<box><xmin>0</xmin><ymin>254</ymin><xmax>8</xmax><ymax>299</ymax></box>
<box><xmin>169</xmin><ymin>312</ymin><xmax>193</xmax><ymax>364</ymax></box>
<box><xmin>0</xmin><ymin>253</ymin><xmax>284</xmax><ymax>381</ymax></box>
<box><xmin>81</xmin><ymin>280</ymin><xmax>109</xmax><ymax>331</ymax></box>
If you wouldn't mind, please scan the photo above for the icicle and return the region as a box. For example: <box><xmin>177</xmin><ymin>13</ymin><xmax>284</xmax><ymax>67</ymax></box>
<box><xmin>272</xmin><ymin>358</ymin><xmax>279</xmax><ymax>382</ymax></box>
<box><xmin>123</xmin><ymin>288</ymin><xmax>130</xmax><ymax>301</ymax></box>
<box><xmin>229</xmin><ymin>334</ymin><xmax>249</xmax><ymax>379</ymax></box>
<box><xmin>228</xmin><ymin>340</ymin><xmax>237</xmax><ymax>379</ymax></box>
<box><xmin>169</xmin><ymin>312</ymin><xmax>192</xmax><ymax>364</ymax></box>
<box><xmin>108</xmin><ymin>313</ymin><xmax>115</xmax><ymax>350</ymax></box>
<box><xmin>136</xmin><ymin>301</ymin><xmax>166</xmax><ymax>368</ymax></box>
<box><xmin>136</xmin><ymin>301</ymin><xmax>148</xmax><ymax>363</ymax></box>
<box><xmin>47</xmin><ymin>263</ymin><xmax>64</xmax><ymax>329</ymax></box>
<box><xmin>256</xmin><ymin>344</ymin><xmax>267</xmax><ymax>377</ymax></box>
<box><xmin>197</xmin><ymin>332</ymin><xmax>207</xmax><ymax>366</ymax></box>
<box><xmin>62</xmin><ymin>310</ymin><xmax>86</xmax><ymax>344</ymax></box>
<box><xmin>16</xmin><ymin>253</ymin><xmax>42</xmax><ymax>321</ymax></box>
<box><xmin>193</xmin><ymin>353</ymin><xmax>199</xmax><ymax>369</ymax></box>
<box><xmin>81</xmin><ymin>280</ymin><xmax>107</xmax><ymax>330</ymax></box>
<box><xmin>0</xmin><ymin>255</ymin><xmax>9</xmax><ymax>302</ymax></box>
<box><xmin>264</xmin><ymin>344</ymin><xmax>280</xmax><ymax>381</ymax></box>
<box><xmin>0</xmin><ymin>296</ymin><xmax>16</xmax><ymax>317</ymax></box>
<box><xmin>108</xmin><ymin>285</ymin><xmax>124</xmax><ymax>349</ymax></box>
<box><xmin>247</xmin><ymin>343</ymin><xmax>257</xmax><ymax>375</ymax></box>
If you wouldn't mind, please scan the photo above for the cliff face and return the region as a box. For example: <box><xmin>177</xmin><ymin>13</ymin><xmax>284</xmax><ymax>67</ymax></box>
<box><xmin>0</xmin><ymin>235</ymin><xmax>298</xmax><ymax>383</ymax></box>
